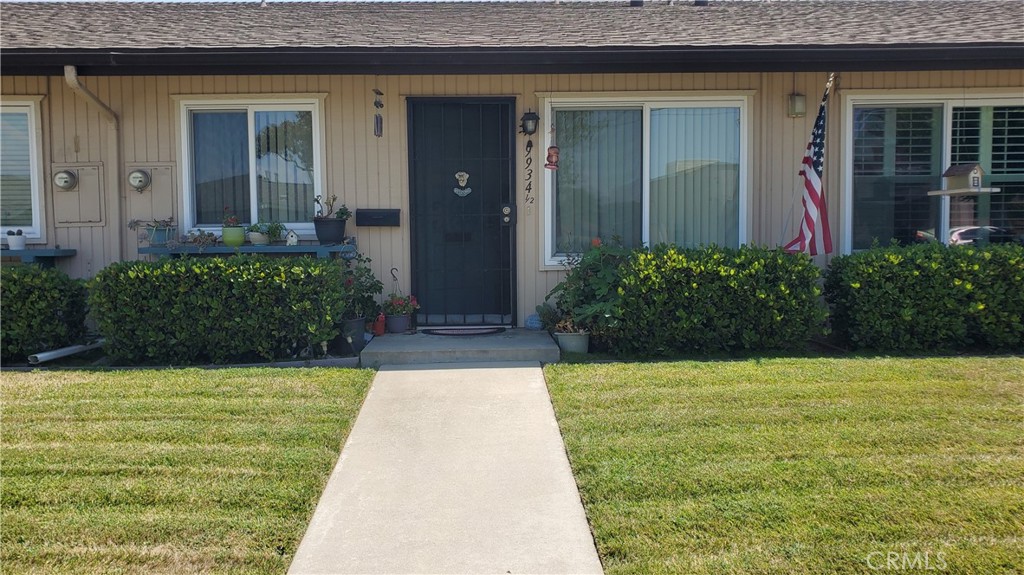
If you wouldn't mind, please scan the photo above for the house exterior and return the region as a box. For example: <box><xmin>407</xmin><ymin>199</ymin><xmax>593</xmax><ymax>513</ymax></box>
<box><xmin>1</xmin><ymin>0</ymin><xmax>1022</xmax><ymax>326</ymax></box>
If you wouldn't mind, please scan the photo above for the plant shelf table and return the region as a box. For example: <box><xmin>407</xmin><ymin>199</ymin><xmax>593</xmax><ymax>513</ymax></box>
<box><xmin>1</xmin><ymin>248</ymin><xmax>77</xmax><ymax>268</ymax></box>
<box><xmin>138</xmin><ymin>244</ymin><xmax>356</xmax><ymax>260</ymax></box>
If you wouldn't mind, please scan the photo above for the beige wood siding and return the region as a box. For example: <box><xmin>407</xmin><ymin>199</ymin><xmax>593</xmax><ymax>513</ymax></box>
<box><xmin>3</xmin><ymin>70</ymin><xmax>1021</xmax><ymax>324</ymax></box>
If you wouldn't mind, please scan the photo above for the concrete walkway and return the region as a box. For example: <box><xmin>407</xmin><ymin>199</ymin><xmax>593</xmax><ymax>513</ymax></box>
<box><xmin>288</xmin><ymin>361</ymin><xmax>604</xmax><ymax>575</ymax></box>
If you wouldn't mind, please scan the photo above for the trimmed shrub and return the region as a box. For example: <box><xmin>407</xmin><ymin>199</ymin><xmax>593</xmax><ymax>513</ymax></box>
<box><xmin>1</xmin><ymin>265</ymin><xmax>88</xmax><ymax>363</ymax></box>
<box><xmin>824</xmin><ymin>243</ymin><xmax>1024</xmax><ymax>352</ymax></box>
<box><xmin>608</xmin><ymin>245</ymin><xmax>826</xmax><ymax>356</ymax></box>
<box><xmin>88</xmin><ymin>256</ymin><xmax>346</xmax><ymax>364</ymax></box>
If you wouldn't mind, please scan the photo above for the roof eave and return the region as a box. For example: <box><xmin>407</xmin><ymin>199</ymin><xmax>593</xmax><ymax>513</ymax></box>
<box><xmin>2</xmin><ymin>45</ymin><xmax>1021</xmax><ymax>76</ymax></box>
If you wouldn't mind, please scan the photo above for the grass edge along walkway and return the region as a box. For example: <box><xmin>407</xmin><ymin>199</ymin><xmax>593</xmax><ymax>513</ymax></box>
<box><xmin>546</xmin><ymin>357</ymin><xmax>1024</xmax><ymax>575</ymax></box>
<box><xmin>1</xmin><ymin>367</ymin><xmax>373</xmax><ymax>574</ymax></box>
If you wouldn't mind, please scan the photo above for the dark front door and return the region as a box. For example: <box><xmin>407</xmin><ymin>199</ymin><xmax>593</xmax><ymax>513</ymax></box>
<box><xmin>409</xmin><ymin>99</ymin><xmax>515</xmax><ymax>326</ymax></box>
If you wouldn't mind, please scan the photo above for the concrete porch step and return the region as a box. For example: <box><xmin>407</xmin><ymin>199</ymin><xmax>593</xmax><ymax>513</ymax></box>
<box><xmin>359</xmin><ymin>328</ymin><xmax>560</xmax><ymax>368</ymax></box>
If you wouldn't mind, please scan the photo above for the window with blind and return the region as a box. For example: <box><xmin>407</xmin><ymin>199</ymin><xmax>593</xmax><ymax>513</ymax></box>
<box><xmin>850</xmin><ymin>99</ymin><xmax>1024</xmax><ymax>250</ymax></box>
<box><xmin>547</xmin><ymin>97</ymin><xmax>745</xmax><ymax>262</ymax></box>
<box><xmin>182</xmin><ymin>100</ymin><xmax>321</xmax><ymax>230</ymax></box>
<box><xmin>0</xmin><ymin>102</ymin><xmax>42</xmax><ymax>238</ymax></box>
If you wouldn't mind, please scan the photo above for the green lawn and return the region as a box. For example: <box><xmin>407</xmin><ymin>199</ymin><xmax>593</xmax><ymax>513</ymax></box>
<box><xmin>546</xmin><ymin>357</ymin><xmax>1024</xmax><ymax>575</ymax></box>
<box><xmin>1</xmin><ymin>368</ymin><xmax>373</xmax><ymax>574</ymax></box>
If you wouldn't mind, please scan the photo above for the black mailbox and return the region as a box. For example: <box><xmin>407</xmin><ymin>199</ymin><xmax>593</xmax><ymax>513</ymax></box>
<box><xmin>356</xmin><ymin>209</ymin><xmax>401</xmax><ymax>227</ymax></box>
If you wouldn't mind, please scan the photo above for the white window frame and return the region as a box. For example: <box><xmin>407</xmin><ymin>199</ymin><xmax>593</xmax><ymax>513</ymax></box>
<box><xmin>841</xmin><ymin>89</ymin><xmax>1024</xmax><ymax>254</ymax></box>
<box><xmin>540</xmin><ymin>92</ymin><xmax>750</xmax><ymax>267</ymax></box>
<box><xmin>178</xmin><ymin>95</ymin><xmax>326</xmax><ymax>235</ymax></box>
<box><xmin>1</xmin><ymin>98</ymin><xmax>45</xmax><ymax>242</ymax></box>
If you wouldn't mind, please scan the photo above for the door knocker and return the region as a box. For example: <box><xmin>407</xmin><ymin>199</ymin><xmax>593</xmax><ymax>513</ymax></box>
<box><xmin>454</xmin><ymin>171</ymin><xmax>472</xmax><ymax>197</ymax></box>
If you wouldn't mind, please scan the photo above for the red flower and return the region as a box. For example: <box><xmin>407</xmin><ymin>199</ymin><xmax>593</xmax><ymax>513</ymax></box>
<box><xmin>592</xmin><ymin>237</ymin><xmax>602</xmax><ymax>247</ymax></box>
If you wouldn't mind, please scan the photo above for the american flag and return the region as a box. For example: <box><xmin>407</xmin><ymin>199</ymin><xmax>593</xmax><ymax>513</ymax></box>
<box><xmin>784</xmin><ymin>73</ymin><xmax>835</xmax><ymax>255</ymax></box>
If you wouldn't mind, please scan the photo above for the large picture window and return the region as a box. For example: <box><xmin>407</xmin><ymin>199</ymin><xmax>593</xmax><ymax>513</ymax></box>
<box><xmin>846</xmin><ymin>95</ymin><xmax>1024</xmax><ymax>251</ymax></box>
<box><xmin>181</xmin><ymin>99</ymin><xmax>322</xmax><ymax>230</ymax></box>
<box><xmin>1</xmin><ymin>101</ymin><xmax>43</xmax><ymax>239</ymax></box>
<box><xmin>545</xmin><ymin>95</ymin><xmax>747</xmax><ymax>264</ymax></box>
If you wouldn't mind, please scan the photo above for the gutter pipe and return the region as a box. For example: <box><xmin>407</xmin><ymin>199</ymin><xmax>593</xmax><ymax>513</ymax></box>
<box><xmin>28</xmin><ymin>339</ymin><xmax>106</xmax><ymax>365</ymax></box>
<box><xmin>63</xmin><ymin>65</ymin><xmax>123</xmax><ymax>260</ymax></box>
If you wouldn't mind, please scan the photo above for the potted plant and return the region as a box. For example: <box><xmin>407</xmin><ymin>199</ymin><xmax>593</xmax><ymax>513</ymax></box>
<box><xmin>221</xmin><ymin>207</ymin><xmax>245</xmax><ymax>247</ymax></box>
<box><xmin>313</xmin><ymin>194</ymin><xmax>351</xmax><ymax>245</ymax></box>
<box><xmin>382</xmin><ymin>292</ymin><xmax>419</xmax><ymax>334</ymax></box>
<box><xmin>127</xmin><ymin>216</ymin><xmax>176</xmax><ymax>247</ymax></box>
<box><xmin>537</xmin><ymin>303</ymin><xmax>590</xmax><ymax>354</ymax></box>
<box><xmin>181</xmin><ymin>229</ymin><xmax>218</xmax><ymax>252</ymax></box>
<box><xmin>5</xmin><ymin>229</ymin><xmax>26</xmax><ymax>250</ymax></box>
<box><xmin>245</xmin><ymin>221</ymin><xmax>286</xmax><ymax>246</ymax></box>
<box><xmin>337</xmin><ymin>253</ymin><xmax>384</xmax><ymax>354</ymax></box>
<box><xmin>542</xmin><ymin>239</ymin><xmax>628</xmax><ymax>355</ymax></box>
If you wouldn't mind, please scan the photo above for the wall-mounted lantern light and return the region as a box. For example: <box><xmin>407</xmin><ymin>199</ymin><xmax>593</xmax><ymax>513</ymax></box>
<box><xmin>519</xmin><ymin>110</ymin><xmax>540</xmax><ymax>135</ymax></box>
<box><xmin>788</xmin><ymin>93</ymin><xmax>807</xmax><ymax>118</ymax></box>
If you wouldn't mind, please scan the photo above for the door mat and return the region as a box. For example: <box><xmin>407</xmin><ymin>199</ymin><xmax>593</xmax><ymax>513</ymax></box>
<box><xmin>421</xmin><ymin>327</ymin><xmax>507</xmax><ymax>336</ymax></box>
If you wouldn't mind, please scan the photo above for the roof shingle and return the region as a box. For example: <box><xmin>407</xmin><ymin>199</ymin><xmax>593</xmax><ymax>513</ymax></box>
<box><xmin>2</xmin><ymin>0</ymin><xmax>1023</xmax><ymax>51</ymax></box>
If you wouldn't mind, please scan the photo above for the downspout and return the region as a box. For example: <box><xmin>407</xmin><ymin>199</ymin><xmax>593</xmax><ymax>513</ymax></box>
<box><xmin>64</xmin><ymin>65</ymin><xmax>123</xmax><ymax>260</ymax></box>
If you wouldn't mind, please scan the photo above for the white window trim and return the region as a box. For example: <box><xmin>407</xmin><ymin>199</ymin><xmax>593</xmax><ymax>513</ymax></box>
<box><xmin>1</xmin><ymin>98</ymin><xmax>45</xmax><ymax>243</ymax></box>
<box><xmin>178</xmin><ymin>96</ymin><xmax>326</xmax><ymax>236</ymax></box>
<box><xmin>539</xmin><ymin>92</ymin><xmax>750</xmax><ymax>267</ymax></box>
<box><xmin>841</xmin><ymin>90</ymin><xmax>1024</xmax><ymax>254</ymax></box>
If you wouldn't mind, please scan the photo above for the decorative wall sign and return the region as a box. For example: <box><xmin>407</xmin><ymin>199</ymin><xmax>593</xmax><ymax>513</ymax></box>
<box><xmin>453</xmin><ymin>171</ymin><xmax>473</xmax><ymax>197</ymax></box>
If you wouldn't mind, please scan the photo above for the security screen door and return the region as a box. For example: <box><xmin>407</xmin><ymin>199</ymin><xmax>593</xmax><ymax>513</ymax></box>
<box><xmin>408</xmin><ymin>99</ymin><xmax>515</xmax><ymax>326</ymax></box>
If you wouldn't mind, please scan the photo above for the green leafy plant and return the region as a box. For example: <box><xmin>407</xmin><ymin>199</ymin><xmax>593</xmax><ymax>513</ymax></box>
<box><xmin>825</xmin><ymin>243</ymin><xmax>1024</xmax><ymax>351</ymax></box>
<box><xmin>341</xmin><ymin>253</ymin><xmax>383</xmax><ymax>319</ymax></box>
<box><xmin>244</xmin><ymin>221</ymin><xmax>287</xmax><ymax>242</ymax></box>
<box><xmin>545</xmin><ymin>238</ymin><xmax>631</xmax><ymax>337</ymax></box>
<box><xmin>1</xmin><ymin>266</ymin><xmax>88</xmax><ymax>363</ymax></box>
<box><xmin>88</xmin><ymin>255</ymin><xmax>346</xmax><ymax>364</ymax></box>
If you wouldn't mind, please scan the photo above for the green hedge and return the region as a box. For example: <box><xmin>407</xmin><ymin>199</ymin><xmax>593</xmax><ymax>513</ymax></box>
<box><xmin>1</xmin><ymin>265</ymin><xmax>88</xmax><ymax>363</ymax></box>
<box><xmin>606</xmin><ymin>245</ymin><xmax>827</xmax><ymax>355</ymax></box>
<box><xmin>88</xmin><ymin>256</ymin><xmax>345</xmax><ymax>364</ymax></box>
<box><xmin>825</xmin><ymin>244</ymin><xmax>1024</xmax><ymax>352</ymax></box>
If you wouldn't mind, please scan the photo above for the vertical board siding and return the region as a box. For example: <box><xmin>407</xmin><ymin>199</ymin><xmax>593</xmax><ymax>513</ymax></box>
<box><xmin>2</xmin><ymin>70</ymin><xmax>1021</xmax><ymax>323</ymax></box>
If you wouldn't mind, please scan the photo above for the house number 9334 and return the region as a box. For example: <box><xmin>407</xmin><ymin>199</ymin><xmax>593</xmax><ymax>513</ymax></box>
<box><xmin>524</xmin><ymin>140</ymin><xmax>535</xmax><ymax>208</ymax></box>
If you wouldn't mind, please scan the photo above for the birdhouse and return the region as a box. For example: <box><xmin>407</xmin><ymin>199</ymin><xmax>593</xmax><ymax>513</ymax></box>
<box><xmin>285</xmin><ymin>229</ymin><xmax>300</xmax><ymax>246</ymax></box>
<box><xmin>943</xmin><ymin>163</ymin><xmax>985</xmax><ymax>192</ymax></box>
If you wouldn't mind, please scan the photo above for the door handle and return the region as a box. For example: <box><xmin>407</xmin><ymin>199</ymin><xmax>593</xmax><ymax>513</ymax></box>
<box><xmin>501</xmin><ymin>204</ymin><xmax>514</xmax><ymax>226</ymax></box>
